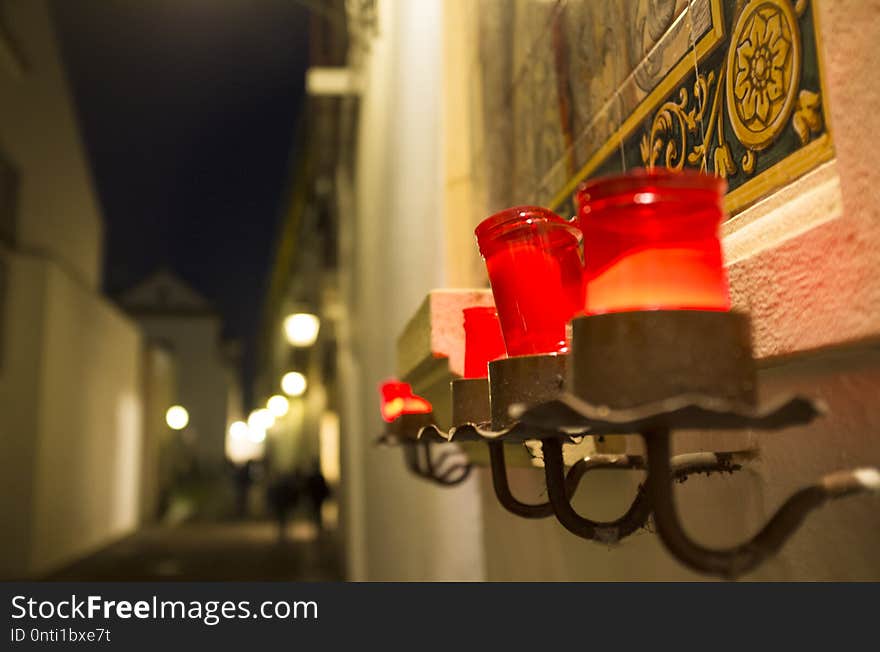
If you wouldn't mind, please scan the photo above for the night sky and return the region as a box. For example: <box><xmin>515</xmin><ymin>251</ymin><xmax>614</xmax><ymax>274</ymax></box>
<box><xmin>51</xmin><ymin>0</ymin><xmax>310</xmax><ymax>358</ymax></box>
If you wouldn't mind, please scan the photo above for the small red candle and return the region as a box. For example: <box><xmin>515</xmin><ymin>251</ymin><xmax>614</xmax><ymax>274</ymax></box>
<box><xmin>575</xmin><ymin>169</ymin><xmax>730</xmax><ymax>314</ymax></box>
<box><xmin>379</xmin><ymin>379</ymin><xmax>432</xmax><ymax>423</ymax></box>
<box><xmin>475</xmin><ymin>206</ymin><xmax>584</xmax><ymax>356</ymax></box>
<box><xmin>462</xmin><ymin>306</ymin><xmax>506</xmax><ymax>379</ymax></box>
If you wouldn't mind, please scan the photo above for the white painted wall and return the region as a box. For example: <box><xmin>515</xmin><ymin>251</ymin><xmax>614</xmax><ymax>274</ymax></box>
<box><xmin>31</xmin><ymin>261</ymin><xmax>143</xmax><ymax>572</ymax></box>
<box><xmin>0</xmin><ymin>248</ymin><xmax>46</xmax><ymax>577</ymax></box>
<box><xmin>0</xmin><ymin>250</ymin><xmax>144</xmax><ymax>577</ymax></box>
<box><xmin>337</xmin><ymin>0</ymin><xmax>485</xmax><ymax>581</ymax></box>
<box><xmin>0</xmin><ymin>0</ymin><xmax>147</xmax><ymax>578</ymax></box>
<box><xmin>0</xmin><ymin>0</ymin><xmax>103</xmax><ymax>289</ymax></box>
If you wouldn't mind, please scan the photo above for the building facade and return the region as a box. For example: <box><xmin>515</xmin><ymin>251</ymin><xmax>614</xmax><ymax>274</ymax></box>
<box><xmin>0</xmin><ymin>0</ymin><xmax>149</xmax><ymax>577</ymax></box>
<box><xmin>118</xmin><ymin>268</ymin><xmax>234</xmax><ymax>470</ymax></box>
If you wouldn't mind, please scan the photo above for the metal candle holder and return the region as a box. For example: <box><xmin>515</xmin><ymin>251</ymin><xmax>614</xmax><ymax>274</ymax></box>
<box><xmin>509</xmin><ymin>310</ymin><xmax>878</xmax><ymax>578</ymax></box>
<box><xmin>421</xmin><ymin>345</ymin><xmax>758</xmax><ymax>546</ymax></box>
<box><xmin>480</xmin><ymin>350</ymin><xmax>757</xmax><ymax>546</ymax></box>
<box><xmin>387</xmin><ymin>311</ymin><xmax>877</xmax><ymax>577</ymax></box>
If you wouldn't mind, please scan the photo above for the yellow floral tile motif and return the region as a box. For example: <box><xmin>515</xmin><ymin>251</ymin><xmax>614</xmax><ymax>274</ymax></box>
<box><xmin>727</xmin><ymin>0</ymin><xmax>800</xmax><ymax>150</ymax></box>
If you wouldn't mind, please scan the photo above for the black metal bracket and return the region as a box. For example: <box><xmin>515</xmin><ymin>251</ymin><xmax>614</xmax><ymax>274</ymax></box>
<box><xmin>388</xmin><ymin>312</ymin><xmax>877</xmax><ymax>575</ymax></box>
<box><xmin>497</xmin><ymin>387</ymin><xmax>876</xmax><ymax>575</ymax></box>
<box><xmin>377</xmin><ymin>413</ymin><xmax>472</xmax><ymax>487</ymax></box>
<box><xmin>542</xmin><ymin>438</ymin><xmax>652</xmax><ymax>543</ymax></box>
<box><xmin>487</xmin><ymin>440</ymin><xmax>563</xmax><ymax>518</ymax></box>
<box><xmin>642</xmin><ymin>428</ymin><xmax>879</xmax><ymax>578</ymax></box>
<box><xmin>402</xmin><ymin>441</ymin><xmax>471</xmax><ymax>486</ymax></box>
<box><xmin>438</xmin><ymin>352</ymin><xmax>761</xmax><ymax>544</ymax></box>
<box><xmin>525</xmin><ymin>310</ymin><xmax>877</xmax><ymax>577</ymax></box>
<box><xmin>478</xmin><ymin>356</ymin><xmax>754</xmax><ymax>543</ymax></box>
<box><xmin>482</xmin><ymin>353</ymin><xmax>680</xmax><ymax>541</ymax></box>
<box><xmin>542</xmin><ymin>438</ymin><xmax>756</xmax><ymax>543</ymax></box>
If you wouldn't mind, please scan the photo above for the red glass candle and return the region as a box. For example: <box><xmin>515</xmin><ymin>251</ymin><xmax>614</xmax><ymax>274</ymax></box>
<box><xmin>462</xmin><ymin>306</ymin><xmax>506</xmax><ymax>379</ymax></box>
<box><xmin>575</xmin><ymin>169</ymin><xmax>730</xmax><ymax>314</ymax></box>
<box><xmin>379</xmin><ymin>379</ymin><xmax>432</xmax><ymax>423</ymax></box>
<box><xmin>475</xmin><ymin>206</ymin><xmax>584</xmax><ymax>356</ymax></box>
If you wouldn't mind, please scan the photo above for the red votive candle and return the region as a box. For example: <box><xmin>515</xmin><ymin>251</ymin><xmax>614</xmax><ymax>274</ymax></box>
<box><xmin>575</xmin><ymin>169</ymin><xmax>730</xmax><ymax>314</ymax></box>
<box><xmin>379</xmin><ymin>379</ymin><xmax>432</xmax><ymax>423</ymax></box>
<box><xmin>462</xmin><ymin>306</ymin><xmax>507</xmax><ymax>379</ymax></box>
<box><xmin>475</xmin><ymin>207</ymin><xmax>584</xmax><ymax>356</ymax></box>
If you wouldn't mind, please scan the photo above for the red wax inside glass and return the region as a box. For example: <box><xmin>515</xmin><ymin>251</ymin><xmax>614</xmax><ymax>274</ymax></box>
<box><xmin>476</xmin><ymin>207</ymin><xmax>584</xmax><ymax>356</ymax></box>
<box><xmin>379</xmin><ymin>379</ymin><xmax>432</xmax><ymax>422</ymax></box>
<box><xmin>462</xmin><ymin>306</ymin><xmax>506</xmax><ymax>379</ymax></box>
<box><xmin>575</xmin><ymin>169</ymin><xmax>730</xmax><ymax>314</ymax></box>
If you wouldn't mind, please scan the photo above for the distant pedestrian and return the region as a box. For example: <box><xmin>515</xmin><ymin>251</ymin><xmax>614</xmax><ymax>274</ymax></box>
<box><xmin>267</xmin><ymin>472</ymin><xmax>300</xmax><ymax>542</ymax></box>
<box><xmin>232</xmin><ymin>460</ymin><xmax>254</xmax><ymax>519</ymax></box>
<box><xmin>304</xmin><ymin>461</ymin><xmax>330</xmax><ymax>530</ymax></box>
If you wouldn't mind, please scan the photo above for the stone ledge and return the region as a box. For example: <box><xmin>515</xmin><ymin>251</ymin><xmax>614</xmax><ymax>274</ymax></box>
<box><xmin>396</xmin><ymin>288</ymin><xmax>493</xmax><ymax>385</ymax></box>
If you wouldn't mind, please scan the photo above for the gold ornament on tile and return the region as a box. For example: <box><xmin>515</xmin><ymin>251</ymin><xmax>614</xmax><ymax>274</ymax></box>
<box><xmin>639</xmin><ymin>74</ymin><xmax>710</xmax><ymax>171</ymax></box>
<box><xmin>792</xmin><ymin>89</ymin><xmax>823</xmax><ymax>145</ymax></box>
<box><xmin>726</xmin><ymin>0</ymin><xmax>801</xmax><ymax>150</ymax></box>
<box><xmin>640</xmin><ymin>68</ymin><xmax>738</xmax><ymax>178</ymax></box>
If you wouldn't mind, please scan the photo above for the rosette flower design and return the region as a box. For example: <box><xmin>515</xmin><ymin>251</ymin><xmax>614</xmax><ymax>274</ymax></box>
<box><xmin>733</xmin><ymin>8</ymin><xmax>792</xmax><ymax>127</ymax></box>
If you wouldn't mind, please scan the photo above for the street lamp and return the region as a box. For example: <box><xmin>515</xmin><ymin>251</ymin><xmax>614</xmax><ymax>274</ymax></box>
<box><xmin>165</xmin><ymin>405</ymin><xmax>189</xmax><ymax>430</ymax></box>
<box><xmin>247</xmin><ymin>408</ymin><xmax>274</xmax><ymax>431</ymax></box>
<box><xmin>283</xmin><ymin>313</ymin><xmax>320</xmax><ymax>347</ymax></box>
<box><xmin>226</xmin><ymin>419</ymin><xmax>263</xmax><ymax>465</ymax></box>
<box><xmin>267</xmin><ymin>394</ymin><xmax>289</xmax><ymax>417</ymax></box>
<box><xmin>228</xmin><ymin>420</ymin><xmax>248</xmax><ymax>439</ymax></box>
<box><xmin>281</xmin><ymin>371</ymin><xmax>307</xmax><ymax>397</ymax></box>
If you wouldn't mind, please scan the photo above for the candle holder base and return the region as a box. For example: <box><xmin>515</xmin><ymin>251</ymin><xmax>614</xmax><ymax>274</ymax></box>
<box><xmin>488</xmin><ymin>353</ymin><xmax>567</xmax><ymax>430</ymax></box>
<box><xmin>512</xmin><ymin>392</ymin><xmax>823</xmax><ymax>434</ymax></box>
<box><xmin>452</xmin><ymin>377</ymin><xmax>491</xmax><ymax>426</ymax></box>
<box><xmin>568</xmin><ymin>310</ymin><xmax>756</xmax><ymax>408</ymax></box>
<box><xmin>420</xmin><ymin>355</ymin><xmax>590</xmax><ymax>444</ymax></box>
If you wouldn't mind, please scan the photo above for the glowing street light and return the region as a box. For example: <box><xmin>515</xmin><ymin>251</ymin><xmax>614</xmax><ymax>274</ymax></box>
<box><xmin>283</xmin><ymin>313</ymin><xmax>320</xmax><ymax>347</ymax></box>
<box><xmin>165</xmin><ymin>405</ymin><xmax>189</xmax><ymax>430</ymax></box>
<box><xmin>248</xmin><ymin>408</ymin><xmax>274</xmax><ymax>431</ymax></box>
<box><xmin>248</xmin><ymin>426</ymin><xmax>267</xmax><ymax>443</ymax></box>
<box><xmin>281</xmin><ymin>371</ymin><xmax>307</xmax><ymax>397</ymax></box>
<box><xmin>228</xmin><ymin>420</ymin><xmax>248</xmax><ymax>439</ymax></box>
<box><xmin>267</xmin><ymin>394</ymin><xmax>290</xmax><ymax>417</ymax></box>
<box><xmin>248</xmin><ymin>426</ymin><xmax>266</xmax><ymax>444</ymax></box>
<box><xmin>226</xmin><ymin>420</ymin><xmax>264</xmax><ymax>464</ymax></box>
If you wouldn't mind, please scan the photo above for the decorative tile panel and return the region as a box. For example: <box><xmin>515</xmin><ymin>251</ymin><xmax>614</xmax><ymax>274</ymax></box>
<box><xmin>475</xmin><ymin>0</ymin><xmax>833</xmax><ymax>219</ymax></box>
